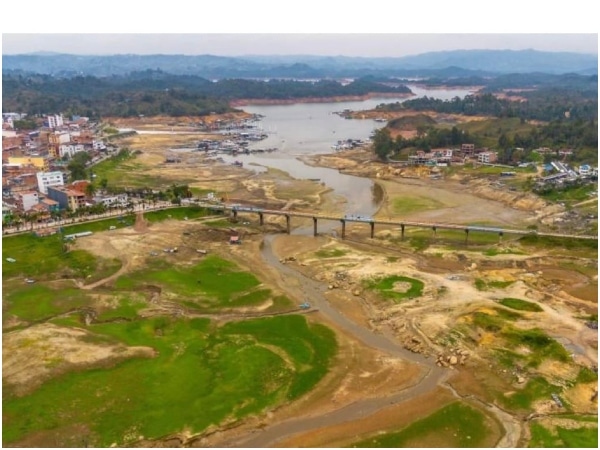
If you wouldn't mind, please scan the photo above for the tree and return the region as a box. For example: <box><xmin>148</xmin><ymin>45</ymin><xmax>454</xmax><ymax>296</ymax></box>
<box><xmin>372</xmin><ymin>128</ymin><xmax>394</xmax><ymax>160</ymax></box>
<box><xmin>85</xmin><ymin>183</ymin><xmax>97</xmax><ymax>198</ymax></box>
<box><xmin>498</xmin><ymin>132</ymin><xmax>511</xmax><ymax>150</ymax></box>
<box><xmin>68</xmin><ymin>159</ymin><xmax>87</xmax><ymax>181</ymax></box>
<box><xmin>67</xmin><ymin>152</ymin><xmax>91</xmax><ymax>182</ymax></box>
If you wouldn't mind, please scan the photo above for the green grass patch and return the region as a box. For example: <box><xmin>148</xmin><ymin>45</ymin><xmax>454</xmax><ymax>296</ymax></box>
<box><xmin>498</xmin><ymin>298</ymin><xmax>543</xmax><ymax>312</ymax></box>
<box><xmin>314</xmin><ymin>248</ymin><xmax>348</xmax><ymax>258</ymax></box>
<box><xmin>474</xmin><ymin>278</ymin><xmax>515</xmax><ymax>291</ymax></box>
<box><xmin>2</xmin><ymin>232</ymin><xmax>121</xmax><ymax>281</ymax></box>
<box><xmin>499</xmin><ymin>376</ymin><xmax>558</xmax><ymax>410</ymax></box>
<box><xmin>91</xmin><ymin>152</ymin><xmax>181</xmax><ymax>189</ymax></box>
<box><xmin>502</xmin><ymin>328</ymin><xmax>571</xmax><ymax>367</ymax></box>
<box><xmin>224</xmin><ymin>288</ymin><xmax>271</xmax><ymax>307</ymax></box>
<box><xmin>538</xmin><ymin>183</ymin><xmax>597</xmax><ymax>204</ymax></box>
<box><xmin>348</xmin><ymin>401</ymin><xmax>494</xmax><ymax>448</ymax></box>
<box><xmin>407</xmin><ymin>235</ymin><xmax>430</xmax><ymax>252</ymax></box>
<box><xmin>114</xmin><ymin>255</ymin><xmax>263</xmax><ymax>308</ymax></box>
<box><xmin>96</xmin><ymin>297</ymin><xmax>146</xmax><ymax>321</ymax></box>
<box><xmin>363</xmin><ymin>275</ymin><xmax>424</xmax><ymax>302</ymax></box>
<box><xmin>144</xmin><ymin>206</ymin><xmax>214</xmax><ymax>223</ymax></box>
<box><xmin>4</xmin><ymin>284</ymin><xmax>90</xmax><ymax>322</ymax></box>
<box><xmin>519</xmin><ymin>235</ymin><xmax>598</xmax><ymax>254</ymax></box>
<box><xmin>484</xmin><ymin>247</ymin><xmax>525</xmax><ymax>256</ymax></box>
<box><xmin>220</xmin><ymin>314</ymin><xmax>337</xmax><ymax>400</ymax></box>
<box><xmin>60</xmin><ymin>218</ymin><xmax>128</xmax><ymax>234</ymax></box>
<box><xmin>576</xmin><ymin>366</ymin><xmax>599</xmax><ymax>383</ymax></box>
<box><xmin>392</xmin><ymin>196</ymin><xmax>444</xmax><ymax>215</ymax></box>
<box><xmin>472</xmin><ymin>311</ymin><xmax>505</xmax><ymax>332</ymax></box>
<box><xmin>2</xmin><ymin>315</ymin><xmax>336</xmax><ymax>447</ymax></box>
<box><xmin>470</xmin><ymin>310</ymin><xmax>567</xmax><ymax>369</ymax></box>
<box><xmin>494</xmin><ymin>307</ymin><xmax>524</xmax><ymax>321</ymax></box>
<box><xmin>202</xmin><ymin>218</ymin><xmax>236</xmax><ymax>228</ymax></box>
<box><xmin>401</xmin><ymin>228</ymin><xmax>504</xmax><ymax>251</ymax></box>
<box><xmin>529</xmin><ymin>421</ymin><xmax>598</xmax><ymax>448</ymax></box>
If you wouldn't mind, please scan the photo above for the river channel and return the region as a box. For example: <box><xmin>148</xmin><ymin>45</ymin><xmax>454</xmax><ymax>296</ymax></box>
<box><xmin>218</xmin><ymin>85</ymin><xmax>474</xmax><ymax>218</ymax></box>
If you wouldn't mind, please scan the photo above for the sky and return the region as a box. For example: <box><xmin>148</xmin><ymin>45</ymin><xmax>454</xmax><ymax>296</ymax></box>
<box><xmin>1</xmin><ymin>1</ymin><xmax>598</xmax><ymax>57</ymax></box>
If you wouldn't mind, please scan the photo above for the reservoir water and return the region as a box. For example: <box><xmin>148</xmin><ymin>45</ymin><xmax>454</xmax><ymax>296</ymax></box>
<box><xmin>221</xmin><ymin>85</ymin><xmax>474</xmax><ymax>216</ymax></box>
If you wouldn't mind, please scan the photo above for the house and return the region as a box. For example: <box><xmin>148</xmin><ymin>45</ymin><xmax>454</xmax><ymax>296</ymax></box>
<box><xmin>14</xmin><ymin>190</ymin><xmax>39</xmax><ymax>212</ymax></box>
<box><xmin>29</xmin><ymin>202</ymin><xmax>51</xmax><ymax>221</ymax></box>
<box><xmin>47</xmin><ymin>186</ymin><xmax>87</xmax><ymax>211</ymax></box>
<box><xmin>39</xmin><ymin>197</ymin><xmax>60</xmax><ymax>213</ymax></box>
<box><xmin>94</xmin><ymin>193</ymin><xmax>129</xmax><ymax>208</ymax></box>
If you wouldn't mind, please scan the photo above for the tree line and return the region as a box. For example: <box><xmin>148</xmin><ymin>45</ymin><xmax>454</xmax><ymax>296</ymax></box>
<box><xmin>2</xmin><ymin>71</ymin><xmax>411</xmax><ymax>119</ymax></box>
<box><xmin>375</xmin><ymin>89</ymin><xmax>597</xmax><ymax>123</ymax></box>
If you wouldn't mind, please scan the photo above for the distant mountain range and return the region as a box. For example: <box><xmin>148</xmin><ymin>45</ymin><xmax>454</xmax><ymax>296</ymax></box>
<box><xmin>2</xmin><ymin>49</ymin><xmax>598</xmax><ymax>78</ymax></box>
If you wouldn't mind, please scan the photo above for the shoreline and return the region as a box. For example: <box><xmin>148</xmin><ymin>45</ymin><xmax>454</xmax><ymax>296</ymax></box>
<box><xmin>229</xmin><ymin>91</ymin><xmax>414</xmax><ymax>107</ymax></box>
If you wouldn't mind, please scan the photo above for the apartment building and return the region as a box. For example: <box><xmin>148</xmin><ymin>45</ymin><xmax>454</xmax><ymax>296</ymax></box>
<box><xmin>47</xmin><ymin>186</ymin><xmax>87</xmax><ymax>211</ymax></box>
<box><xmin>36</xmin><ymin>171</ymin><xmax>65</xmax><ymax>194</ymax></box>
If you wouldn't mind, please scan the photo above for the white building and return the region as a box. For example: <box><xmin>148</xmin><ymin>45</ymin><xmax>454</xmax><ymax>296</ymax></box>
<box><xmin>94</xmin><ymin>194</ymin><xmax>129</xmax><ymax>208</ymax></box>
<box><xmin>36</xmin><ymin>171</ymin><xmax>65</xmax><ymax>194</ymax></box>
<box><xmin>55</xmin><ymin>131</ymin><xmax>71</xmax><ymax>144</ymax></box>
<box><xmin>47</xmin><ymin>114</ymin><xmax>64</xmax><ymax>128</ymax></box>
<box><xmin>92</xmin><ymin>140</ymin><xmax>106</xmax><ymax>151</ymax></box>
<box><xmin>59</xmin><ymin>144</ymin><xmax>86</xmax><ymax>158</ymax></box>
<box><xmin>16</xmin><ymin>191</ymin><xmax>39</xmax><ymax>211</ymax></box>
<box><xmin>477</xmin><ymin>152</ymin><xmax>498</xmax><ymax>164</ymax></box>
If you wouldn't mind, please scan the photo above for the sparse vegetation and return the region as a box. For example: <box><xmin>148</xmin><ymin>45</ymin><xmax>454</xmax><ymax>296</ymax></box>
<box><xmin>364</xmin><ymin>275</ymin><xmax>424</xmax><ymax>302</ymax></box>
<box><xmin>348</xmin><ymin>401</ymin><xmax>496</xmax><ymax>448</ymax></box>
<box><xmin>498</xmin><ymin>298</ymin><xmax>543</xmax><ymax>312</ymax></box>
<box><xmin>529</xmin><ymin>419</ymin><xmax>598</xmax><ymax>448</ymax></box>
<box><xmin>474</xmin><ymin>278</ymin><xmax>514</xmax><ymax>291</ymax></box>
<box><xmin>315</xmin><ymin>248</ymin><xmax>348</xmax><ymax>258</ymax></box>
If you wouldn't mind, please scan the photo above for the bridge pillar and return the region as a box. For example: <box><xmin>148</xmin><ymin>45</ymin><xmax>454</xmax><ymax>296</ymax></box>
<box><xmin>370</xmin><ymin>221</ymin><xmax>375</xmax><ymax>239</ymax></box>
<box><xmin>341</xmin><ymin>219</ymin><xmax>346</xmax><ymax>239</ymax></box>
<box><xmin>313</xmin><ymin>217</ymin><xmax>318</xmax><ymax>237</ymax></box>
<box><xmin>465</xmin><ymin>228</ymin><xmax>469</xmax><ymax>244</ymax></box>
<box><xmin>401</xmin><ymin>224</ymin><xmax>405</xmax><ymax>240</ymax></box>
<box><xmin>285</xmin><ymin>214</ymin><xmax>290</xmax><ymax>234</ymax></box>
<box><xmin>259</xmin><ymin>212</ymin><xmax>264</xmax><ymax>226</ymax></box>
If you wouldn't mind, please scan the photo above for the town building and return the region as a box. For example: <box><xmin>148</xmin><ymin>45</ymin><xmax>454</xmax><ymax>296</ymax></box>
<box><xmin>477</xmin><ymin>152</ymin><xmax>498</xmax><ymax>164</ymax></box>
<box><xmin>46</xmin><ymin>114</ymin><xmax>64</xmax><ymax>128</ymax></box>
<box><xmin>36</xmin><ymin>171</ymin><xmax>65</xmax><ymax>194</ymax></box>
<box><xmin>7</xmin><ymin>156</ymin><xmax>49</xmax><ymax>171</ymax></box>
<box><xmin>59</xmin><ymin>143</ymin><xmax>86</xmax><ymax>158</ymax></box>
<box><xmin>14</xmin><ymin>190</ymin><xmax>39</xmax><ymax>211</ymax></box>
<box><xmin>47</xmin><ymin>186</ymin><xmax>87</xmax><ymax>211</ymax></box>
<box><xmin>94</xmin><ymin>193</ymin><xmax>129</xmax><ymax>208</ymax></box>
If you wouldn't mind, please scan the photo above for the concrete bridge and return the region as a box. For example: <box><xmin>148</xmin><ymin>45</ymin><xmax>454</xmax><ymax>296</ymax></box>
<box><xmin>200</xmin><ymin>202</ymin><xmax>598</xmax><ymax>242</ymax></box>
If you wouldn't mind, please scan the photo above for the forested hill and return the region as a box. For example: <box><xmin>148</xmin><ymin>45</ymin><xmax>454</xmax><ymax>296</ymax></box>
<box><xmin>1</xmin><ymin>72</ymin><xmax>411</xmax><ymax>118</ymax></box>
<box><xmin>3</xmin><ymin>49</ymin><xmax>597</xmax><ymax>78</ymax></box>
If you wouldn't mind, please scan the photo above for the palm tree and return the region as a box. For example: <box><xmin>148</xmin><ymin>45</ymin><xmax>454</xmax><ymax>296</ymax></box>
<box><xmin>85</xmin><ymin>183</ymin><xmax>97</xmax><ymax>199</ymax></box>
